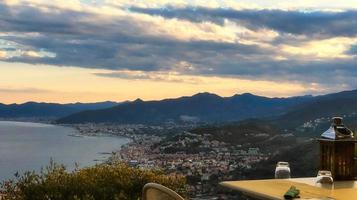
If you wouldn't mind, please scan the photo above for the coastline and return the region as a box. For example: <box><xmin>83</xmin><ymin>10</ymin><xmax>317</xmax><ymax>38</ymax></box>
<box><xmin>62</xmin><ymin>123</ymin><xmax>135</xmax><ymax>161</ymax></box>
<box><xmin>0</xmin><ymin>121</ymin><xmax>133</xmax><ymax>181</ymax></box>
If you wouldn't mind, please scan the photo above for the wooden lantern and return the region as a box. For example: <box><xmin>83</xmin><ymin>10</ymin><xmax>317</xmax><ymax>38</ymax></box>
<box><xmin>318</xmin><ymin>117</ymin><xmax>357</xmax><ymax>180</ymax></box>
<box><xmin>318</xmin><ymin>138</ymin><xmax>356</xmax><ymax>180</ymax></box>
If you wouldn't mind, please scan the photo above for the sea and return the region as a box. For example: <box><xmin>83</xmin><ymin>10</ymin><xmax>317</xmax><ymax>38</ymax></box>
<box><xmin>0</xmin><ymin>121</ymin><xmax>131</xmax><ymax>181</ymax></box>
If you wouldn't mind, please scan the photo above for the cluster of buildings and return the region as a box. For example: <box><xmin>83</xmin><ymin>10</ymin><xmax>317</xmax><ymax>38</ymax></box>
<box><xmin>72</xmin><ymin>123</ymin><xmax>197</xmax><ymax>138</ymax></box>
<box><xmin>71</xmin><ymin>123</ymin><xmax>270</xmax><ymax>198</ymax></box>
<box><xmin>299</xmin><ymin>112</ymin><xmax>357</xmax><ymax>130</ymax></box>
<box><xmin>113</xmin><ymin>130</ymin><xmax>268</xmax><ymax>197</ymax></box>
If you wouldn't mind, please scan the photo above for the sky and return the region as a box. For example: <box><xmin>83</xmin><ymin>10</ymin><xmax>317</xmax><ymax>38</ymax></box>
<box><xmin>0</xmin><ymin>0</ymin><xmax>357</xmax><ymax>103</ymax></box>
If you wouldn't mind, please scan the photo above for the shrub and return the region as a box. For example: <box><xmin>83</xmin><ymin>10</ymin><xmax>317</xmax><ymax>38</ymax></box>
<box><xmin>0</xmin><ymin>161</ymin><xmax>186</xmax><ymax>200</ymax></box>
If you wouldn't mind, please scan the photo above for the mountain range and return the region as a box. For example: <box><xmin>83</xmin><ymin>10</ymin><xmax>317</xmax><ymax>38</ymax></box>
<box><xmin>58</xmin><ymin>89</ymin><xmax>357</xmax><ymax>125</ymax></box>
<box><xmin>3</xmin><ymin>89</ymin><xmax>357</xmax><ymax>126</ymax></box>
<box><xmin>0</xmin><ymin>101</ymin><xmax>119</xmax><ymax>120</ymax></box>
<box><xmin>55</xmin><ymin>92</ymin><xmax>314</xmax><ymax>124</ymax></box>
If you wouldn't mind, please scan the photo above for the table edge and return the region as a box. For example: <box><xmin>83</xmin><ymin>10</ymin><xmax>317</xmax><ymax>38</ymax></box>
<box><xmin>219</xmin><ymin>181</ymin><xmax>282</xmax><ymax>200</ymax></box>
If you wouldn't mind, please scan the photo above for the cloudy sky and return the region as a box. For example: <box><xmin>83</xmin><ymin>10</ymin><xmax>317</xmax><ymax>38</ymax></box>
<box><xmin>1</xmin><ymin>0</ymin><xmax>357</xmax><ymax>103</ymax></box>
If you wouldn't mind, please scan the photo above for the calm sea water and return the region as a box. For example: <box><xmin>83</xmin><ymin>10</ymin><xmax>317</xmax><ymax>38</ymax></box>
<box><xmin>0</xmin><ymin>121</ymin><xmax>131</xmax><ymax>181</ymax></box>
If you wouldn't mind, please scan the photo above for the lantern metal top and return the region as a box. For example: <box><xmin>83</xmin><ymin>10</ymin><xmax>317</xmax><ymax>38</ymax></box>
<box><xmin>321</xmin><ymin>117</ymin><xmax>354</xmax><ymax>140</ymax></box>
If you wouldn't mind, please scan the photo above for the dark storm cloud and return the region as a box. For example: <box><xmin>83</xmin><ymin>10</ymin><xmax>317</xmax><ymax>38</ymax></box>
<box><xmin>0</xmin><ymin>2</ymin><xmax>264</xmax><ymax>71</ymax></box>
<box><xmin>186</xmin><ymin>54</ymin><xmax>357</xmax><ymax>85</ymax></box>
<box><xmin>1</xmin><ymin>32</ymin><xmax>264</xmax><ymax>71</ymax></box>
<box><xmin>0</xmin><ymin>3</ymin><xmax>90</xmax><ymax>35</ymax></box>
<box><xmin>130</xmin><ymin>7</ymin><xmax>357</xmax><ymax>38</ymax></box>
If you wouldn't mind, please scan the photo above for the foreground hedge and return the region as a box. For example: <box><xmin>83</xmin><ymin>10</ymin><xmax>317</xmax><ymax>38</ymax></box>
<box><xmin>0</xmin><ymin>162</ymin><xmax>186</xmax><ymax>200</ymax></box>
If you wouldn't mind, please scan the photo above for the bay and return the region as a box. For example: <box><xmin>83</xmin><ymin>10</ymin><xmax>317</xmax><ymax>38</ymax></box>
<box><xmin>0</xmin><ymin>121</ymin><xmax>130</xmax><ymax>181</ymax></box>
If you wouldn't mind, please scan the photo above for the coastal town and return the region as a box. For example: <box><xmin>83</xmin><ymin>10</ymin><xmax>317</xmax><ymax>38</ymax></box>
<box><xmin>73</xmin><ymin>123</ymin><xmax>269</xmax><ymax>198</ymax></box>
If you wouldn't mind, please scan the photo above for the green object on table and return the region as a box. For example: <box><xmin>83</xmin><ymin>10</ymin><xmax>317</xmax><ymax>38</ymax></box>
<box><xmin>284</xmin><ymin>186</ymin><xmax>300</xmax><ymax>199</ymax></box>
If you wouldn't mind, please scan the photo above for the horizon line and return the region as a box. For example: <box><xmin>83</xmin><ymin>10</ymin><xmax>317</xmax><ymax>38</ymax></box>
<box><xmin>1</xmin><ymin>89</ymin><xmax>344</xmax><ymax>105</ymax></box>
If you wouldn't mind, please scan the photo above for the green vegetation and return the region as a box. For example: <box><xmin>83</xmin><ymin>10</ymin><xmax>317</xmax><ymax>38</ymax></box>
<box><xmin>192</xmin><ymin>120</ymin><xmax>281</xmax><ymax>146</ymax></box>
<box><xmin>0</xmin><ymin>162</ymin><xmax>186</xmax><ymax>200</ymax></box>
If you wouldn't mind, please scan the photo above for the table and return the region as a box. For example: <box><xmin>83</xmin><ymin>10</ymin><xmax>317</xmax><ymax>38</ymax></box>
<box><xmin>220</xmin><ymin>178</ymin><xmax>357</xmax><ymax>200</ymax></box>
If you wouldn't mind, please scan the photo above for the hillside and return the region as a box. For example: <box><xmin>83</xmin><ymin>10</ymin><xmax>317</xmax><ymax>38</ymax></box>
<box><xmin>56</xmin><ymin>93</ymin><xmax>312</xmax><ymax>124</ymax></box>
<box><xmin>269</xmin><ymin>89</ymin><xmax>357</xmax><ymax>136</ymax></box>
<box><xmin>241</xmin><ymin>139</ymin><xmax>319</xmax><ymax>179</ymax></box>
<box><xmin>191</xmin><ymin>119</ymin><xmax>282</xmax><ymax>146</ymax></box>
<box><xmin>0</xmin><ymin>101</ymin><xmax>119</xmax><ymax>121</ymax></box>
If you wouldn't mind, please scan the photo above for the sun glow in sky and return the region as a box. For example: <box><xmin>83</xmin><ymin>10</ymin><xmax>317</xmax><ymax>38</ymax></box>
<box><xmin>1</xmin><ymin>0</ymin><xmax>357</xmax><ymax>103</ymax></box>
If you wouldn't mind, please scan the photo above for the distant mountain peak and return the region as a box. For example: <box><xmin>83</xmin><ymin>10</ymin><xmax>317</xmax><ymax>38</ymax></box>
<box><xmin>240</xmin><ymin>92</ymin><xmax>255</xmax><ymax>96</ymax></box>
<box><xmin>132</xmin><ymin>98</ymin><xmax>144</xmax><ymax>103</ymax></box>
<box><xmin>192</xmin><ymin>92</ymin><xmax>221</xmax><ymax>98</ymax></box>
<box><xmin>232</xmin><ymin>92</ymin><xmax>266</xmax><ymax>100</ymax></box>
<box><xmin>22</xmin><ymin>101</ymin><xmax>39</xmax><ymax>105</ymax></box>
<box><xmin>237</xmin><ymin>92</ymin><xmax>257</xmax><ymax>97</ymax></box>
